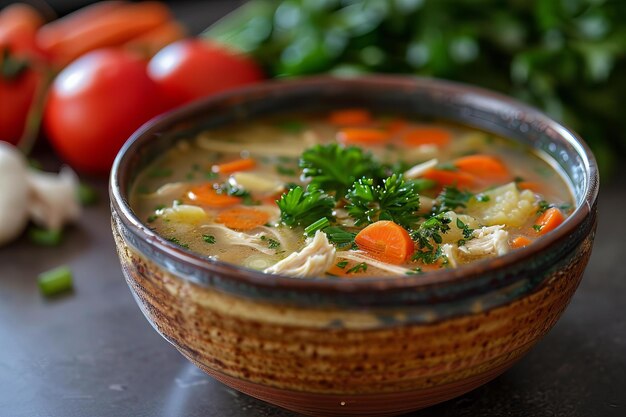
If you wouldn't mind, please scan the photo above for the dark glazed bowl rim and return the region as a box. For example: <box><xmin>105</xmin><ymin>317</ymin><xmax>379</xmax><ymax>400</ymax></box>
<box><xmin>110</xmin><ymin>75</ymin><xmax>599</xmax><ymax>294</ymax></box>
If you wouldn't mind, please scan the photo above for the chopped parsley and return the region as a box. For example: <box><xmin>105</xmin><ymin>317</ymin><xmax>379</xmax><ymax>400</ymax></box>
<box><xmin>147</xmin><ymin>215</ymin><xmax>157</xmax><ymax>223</ymax></box>
<box><xmin>260</xmin><ymin>235</ymin><xmax>280</xmax><ymax>249</ymax></box>
<box><xmin>276</xmin><ymin>165</ymin><xmax>296</xmax><ymax>176</ymax></box>
<box><xmin>411</xmin><ymin>214</ymin><xmax>451</xmax><ymax>264</ymax></box>
<box><xmin>437</xmin><ymin>162</ymin><xmax>458</xmax><ymax>171</ymax></box>
<box><xmin>476</xmin><ymin>194</ymin><xmax>490</xmax><ymax>202</ymax></box>
<box><xmin>202</xmin><ymin>234</ymin><xmax>216</xmax><ymax>244</ymax></box>
<box><xmin>323</xmin><ymin>227</ymin><xmax>357</xmax><ymax>249</ymax></box>
<box><xmin>533</xmin><ymin>224</ymin><xmax>543</xmax><ymax>232</ymax></box>
<box><xmin>148</xmin><ymin>167</ymin><xmax>173</xmax><ymax>178</ymax></box>
<box><xmin>336</xmin><ymin>260</ymin><xmax>348</xmax><ymax>269</ymax></box>
<box><xmin>456</xmin><ymin>218</ymin><xmax>474</xmax><ymax>246</ymax></box>
<box><xmin>277</xmin><ymin>120</ymin><xmax>306</xmax><ymax>133</ymax></box>
<box><xmin>433</xmin><ymin>186</ymin><xmax>473</xmax><ymax>214</ymax></box>
<box><xmin>347</xmin><ymin>262</ymin><xmax>368</xmax><ymax>274</ymax></box>
<box><xmin>167</xmin><ymin>237</ymin><xmax>189</xmax><ymax>249</ymax></box>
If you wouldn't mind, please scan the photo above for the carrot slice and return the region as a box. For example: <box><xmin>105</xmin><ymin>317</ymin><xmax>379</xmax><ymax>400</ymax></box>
<box><xmin>213</xmin><ymin>158</ymin><xmax>256</xmax><ymax>174</ymax></box>
<box><xmin>187</xmin><ymin>184</ymin><xmax>241</xmax><ymax>208</ymax></box>
<box><xmin>534</xmin><ymin>207</ymin><xmax>564</xmax><ymax>235</ymax></box>
<box><xmin>0</xmin><ymin>3</ymin><xmax>45</xmax><ymax>40</ymax></box>
<box><xmin>422</xmin><ymin>168</ymin><xmax>476</xmax><ymax>189</ymax></box>
<box><xmin>337</xmin><ymin>128</ymin><xmax>390</xmax><ymax>145</ymax></box>
<box><xmin>385</xmin><ymin>118</ymin><xmax>408</xmax><ymax>134</ymax></box>
<box><xmin>454</xmin><ymin>154</ymin><xmax>510</xmax><ymax>182</ymax></box>
<box><xmin>37</xmin><ymin>1</ymin><xmax>172</xmax><ymax>66</ymax></box>
<box><xmin>354</xmin><ymin>221</ymin><xmax>414</xmax><ymax>265</ymax></box>
<box><xmin>402</xmin><ymin>127</ymin><xmax>451</xmax><ymax>148</ymax></box>
<box><xmin>511</xmin><ymin>236</ymin><xmax>533</xmax><ymax>248</ymax></box>
<box><xmin>123</xmin><ymin>20</ymin><xmax>186</xmax><ymax>57</ymax></box>
<box><xmin>517</xmin><ymin>181</ymin><xmax>543</xmax><ymax>193</ymax></box>
<box><xmin>329</xmin><ymin>109</ymin><xmax>371</xmax><ymax>125</ymax></box>
<box><xmin>216</xmin><ymin>207</ymin><xmax>270</xmax><ymax>230</ymax></box>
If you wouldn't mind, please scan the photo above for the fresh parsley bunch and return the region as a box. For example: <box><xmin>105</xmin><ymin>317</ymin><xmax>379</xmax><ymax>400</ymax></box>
<box><xmin>345</xmin><ymin>174</ymin><xmax>422</xmax><ymax>229</ymax></box>
<box><xmin>276</xmin><ymin>185</ymin><xmax>334</xmax><ymax>227</ymax></box>
<box><xmin>299</xmin><ymin>143</ymin><xmax>380</xmax><ymax>200</ymax></box>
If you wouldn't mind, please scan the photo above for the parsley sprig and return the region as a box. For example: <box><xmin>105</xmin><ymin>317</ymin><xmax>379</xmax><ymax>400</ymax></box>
<box><xmin>432</xmin><ymin>186</ymin><xmax>473</xmax><ymax>214</ymax></box>
<box><xmin>345</xmin><ymin>174</ymin><xmax>422</xmax><ymax>229</ymax></box>
<box><xmin>300</xmin><ymin>143</ymin><xmax>380</xmax><ymax>199</ymax></box>
<box><xmin>277</xmin><ymin>185</ymin><xmax>334</xmax><ymax>227</ymax></box>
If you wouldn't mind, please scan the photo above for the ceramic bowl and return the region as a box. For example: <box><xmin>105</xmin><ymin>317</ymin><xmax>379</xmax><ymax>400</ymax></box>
<box><xmin>110</xmin><ymin>76</ymin><xmax>598</xmax><ymax>416</ymax></box>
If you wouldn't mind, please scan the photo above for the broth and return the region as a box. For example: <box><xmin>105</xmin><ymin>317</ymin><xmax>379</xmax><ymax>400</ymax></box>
<box><xmin>131</xmin><ymin>110</ymin><xmax>573</xmax><ymax>278</ymax></box>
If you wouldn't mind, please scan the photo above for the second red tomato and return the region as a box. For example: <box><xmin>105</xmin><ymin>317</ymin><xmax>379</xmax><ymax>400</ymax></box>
<box><xmin>148</xmin><ymin>39</ymin><xmax>264</xmax><ymax>107</ymax></box>
<box><xmin>44</xmin><ymin>49</ymin><xmax>168</xmax><ymax>174</ymax></box>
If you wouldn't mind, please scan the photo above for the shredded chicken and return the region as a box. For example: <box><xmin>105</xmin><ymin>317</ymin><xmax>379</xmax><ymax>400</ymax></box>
<box><xmin>459</xmin><ymin>225</ymin><xmax>510</xmax><ymax>257</ymax></box>
<box><xmin>440</xmin><ymin>243</ymin><xmax>459</xmax><ymax>268</ymax></box>
<box><xmin>264</xmin><ymin>231</ymin><xmax>336</xmax><ymax>277</ymax></box>
<box><xmin>336</xmin><ymin>251</ymin><xmax>412</xmax><ymax>275</ymax></box>
<box><xmin>404</xmin><ymin>158</ymin><xmax>438</xmax><ymax>179</ymax></box>
<box><xmin>201</xmin><ymin>224</ymin><xmax>281</xmax><ymax>255</ymax></box>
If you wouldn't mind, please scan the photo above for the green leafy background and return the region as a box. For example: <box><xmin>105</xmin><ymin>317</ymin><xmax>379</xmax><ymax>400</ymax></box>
<box><xmin>204</xmin><ymin>0</ymin><xmax>626</xmax><ymax>178</ymax></box>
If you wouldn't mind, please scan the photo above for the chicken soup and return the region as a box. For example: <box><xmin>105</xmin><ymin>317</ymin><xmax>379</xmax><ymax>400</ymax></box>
<box><xmin>130</xmin><ymin>109</ymin><xmax>573</xmax><ymax>278</ymax></box>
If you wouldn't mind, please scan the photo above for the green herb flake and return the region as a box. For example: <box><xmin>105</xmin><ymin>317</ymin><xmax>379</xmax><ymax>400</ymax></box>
<box><xmin>433</xmin><ymin>186</ymin><xmax>473</xmax><ymax>214</ymax></box>
<box><xmin>267</xmin><ymin>238</ymin><xmax>280</xmax><ymax>249</ymax></box>
<box><xmin>347</xmin><ymin>262</ymin><xmax>368</xmax><ymax>274</ymax></box>
<box><xmin>533</xmin><ymin>224</ymin><xmax>543</xmax><ymax>232</ymax></box>
<box><xmin>336</xmin><ymin>260</ymin><xmax>348</xmax><ymax>269</ymax></box>
<box><xmin>148</xmin><ymin>167</ymin><xmax>173</xmax><ymax>178</ymax></box>
<box><xmin>276</xmin><ymin>165</ymin><xmax>297</xmax><ymax>176</ymax></box>
<box><xmin>437</xmin><ymin>162</ymin><xmax>458</xmax><ymax>171</ymax></box>
<box><xmin>536</xmin><ymin>200</ymin><xmax>551</xmax><ymax>215</ymax></box>
<box><xmin>202</xmin><ymin>234</ymin><xmax>216</xmax><ymax>244</ymax></box>
<box><xmin>204</xmin><ymin>171</ymin><xmax>219</xmax><ymax>180</ymax></box>
<box><xmin>476</xmin><ymin>194</ymin><xmax>490</xmax><ymax>202</ymax></box>
<box><xmin>167</xmin><ymin>237</ymin><xmax>189</xmax><ymax>249</ymax></box>
<box><xmin>147</xmin><ymin>215</ymin><xmax>158</xmax><ymax>223</ymax></box>
<box><xmin>277</xmin><ymin>120</ymin><xmax>306</xmax><ymax>133</ymax></box>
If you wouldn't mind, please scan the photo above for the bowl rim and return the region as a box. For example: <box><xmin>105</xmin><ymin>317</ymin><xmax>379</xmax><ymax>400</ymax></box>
<box><xmin>110</xmin><ymin>75</ymin><xmax>599</xmax><ymax>293</ymax></box>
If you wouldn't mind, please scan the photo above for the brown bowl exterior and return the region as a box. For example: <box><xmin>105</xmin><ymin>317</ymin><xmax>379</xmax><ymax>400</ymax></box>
<box><xmin>112</xmin><ymin>217</ymin><xmax>594</xmax><ymax>416</ymax></box>
<box><xmin>110</xmin><ymin>76</ymin><xmax>599</xmax><ymax>416</ymax></box>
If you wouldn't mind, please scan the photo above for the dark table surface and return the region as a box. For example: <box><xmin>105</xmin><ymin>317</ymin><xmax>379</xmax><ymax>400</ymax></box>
<box><xmin>1</xmin><ymin>1</ymin><xmax>626</xmax><ymax>417</ymax></box>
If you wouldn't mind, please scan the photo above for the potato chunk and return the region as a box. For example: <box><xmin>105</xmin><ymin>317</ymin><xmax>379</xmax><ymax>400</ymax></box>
<box><xmin>467</xmin><ymin>183</ymin><xmax>536</xmax><ymax>227</ymax></box>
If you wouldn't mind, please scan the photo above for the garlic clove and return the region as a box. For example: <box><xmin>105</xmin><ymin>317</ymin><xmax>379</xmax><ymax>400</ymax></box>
<box><xmin>27</xmin><ymin>166</ymin><xmax>81</xmax><ymax>231</ymax></box>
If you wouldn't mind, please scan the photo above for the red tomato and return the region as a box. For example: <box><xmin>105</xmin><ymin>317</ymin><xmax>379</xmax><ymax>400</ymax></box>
<box><xmin>148</xmin><ymin>39</ymin><xmax>264</xmax><ymax>106</ymax></box>
<box><xmin>44</xmin><ymin>49</ymin><xmax>168</xmax><ymax>174</ymax></box>
<box><xmin>0</xmin><ymin>47</ymin><xmax>42</xmax><ymax>145</ymax></box>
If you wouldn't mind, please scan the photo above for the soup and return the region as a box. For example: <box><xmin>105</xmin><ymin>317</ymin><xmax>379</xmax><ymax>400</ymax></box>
<box><xmin>130</xmin><ymin>109</ymin><xmax>573</xmax><ymax>278</ymax></box>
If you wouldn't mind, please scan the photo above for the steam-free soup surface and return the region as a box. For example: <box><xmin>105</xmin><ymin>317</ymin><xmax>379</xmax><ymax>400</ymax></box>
<box><xmin>131</xmin><ymin>110</ymin><xmax>573</xmax><ymax>278</ymax></box>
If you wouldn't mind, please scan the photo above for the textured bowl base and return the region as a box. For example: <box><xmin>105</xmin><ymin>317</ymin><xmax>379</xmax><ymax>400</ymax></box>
<box><xmin>181</xmin><ymin>346</ymin><xmax>531</xmax><ymax>417</ymax></box>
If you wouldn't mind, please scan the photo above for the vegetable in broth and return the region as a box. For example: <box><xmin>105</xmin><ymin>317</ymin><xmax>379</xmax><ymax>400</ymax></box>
<box><xmin>131</xmin><ymin>109</ymin><xmax>573</xmax><ymax>278</ymax></box>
